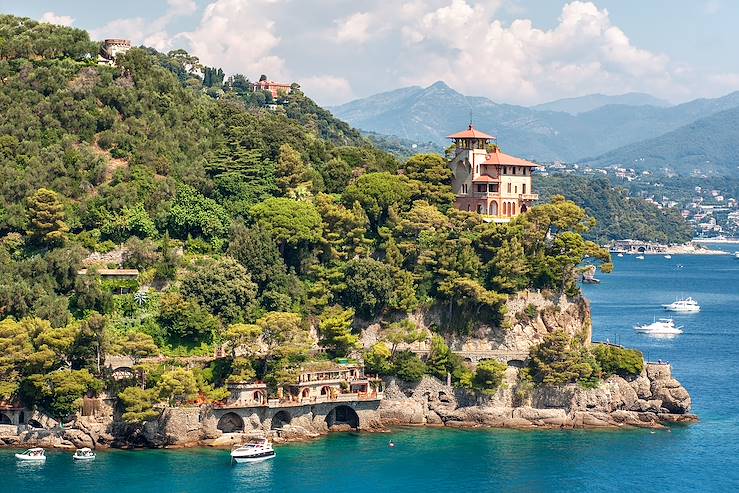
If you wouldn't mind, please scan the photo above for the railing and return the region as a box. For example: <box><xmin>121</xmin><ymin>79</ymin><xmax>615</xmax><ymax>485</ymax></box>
<box><xmin>519</xmin><ymin>193</ymin><xmax>539</xmax><ymax>200</ymax></box>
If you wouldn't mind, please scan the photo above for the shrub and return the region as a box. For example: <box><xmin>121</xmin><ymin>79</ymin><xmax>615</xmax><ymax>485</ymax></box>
<box><xmin>472</xmin><ymin>359</ymin><xmax>507</xmax><ymax>394</ymax></box>
<box><xmin>529</xmin><ymin>331</ymin><xmax>597</xmax><ymax>386</ymax></box>
<box><xmin>392</xmin><ymin>350</ymin><xmax>426</xmax><ymax>383</ymax></box>
<box><xmin>591</xmin><ymin>344</ymin><xmax>644</xmax><ymax>378</ymax></box>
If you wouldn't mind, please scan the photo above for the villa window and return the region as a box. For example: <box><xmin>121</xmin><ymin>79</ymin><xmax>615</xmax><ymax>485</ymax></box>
<box><xmin>523</xmin><ymin>184</ymin><xmax>527</xmax><ymax>194</ymax></box>
<box><xmin>515</xmin><ymin>185</ymin><xmax>518</xmax><ymax>193</ymax></box>
<box><xmin>507</xmin><ymin>183</ymin><xmax>512</xmax><ymax>193</ymax></box>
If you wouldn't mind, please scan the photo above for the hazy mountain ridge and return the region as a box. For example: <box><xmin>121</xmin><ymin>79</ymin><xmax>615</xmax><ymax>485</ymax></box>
<box><xmin>332</xmin><ymin>82</ymin><xmax>739</xmax><ymax>167</ymax></box>
<box><xmin>583</xmin><ymin>106</ymin><xmax>739</xmax><ymax>177</ymax></box>
<box><xmin>532</xmin><ymin>92</ymin><xmax>670</xmax><ymax>114</ymax></box>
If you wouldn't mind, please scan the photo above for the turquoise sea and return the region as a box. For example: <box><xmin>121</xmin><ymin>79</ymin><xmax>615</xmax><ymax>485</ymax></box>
<box><xmin>3</xmin><ymin>251</ymin><xmax>739</xmax><ymax>492</ymax></box>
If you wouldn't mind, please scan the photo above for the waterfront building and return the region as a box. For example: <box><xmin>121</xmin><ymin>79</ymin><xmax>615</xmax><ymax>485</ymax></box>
<box><xmin>448</xmin><ymin>125</ymin><xmax>538</xmax><ymax>221</ymax></box>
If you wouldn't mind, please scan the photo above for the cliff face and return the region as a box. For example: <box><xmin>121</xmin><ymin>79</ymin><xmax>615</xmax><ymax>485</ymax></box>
<box><xmin>379</xmin><ymin>363</ymin><xmax>695</xmax><ymax>430</ymax></box>
<box><xmin>377</xmin><ymin>292</ymin><xmax>696</xmax><ymax>430</ymax></box>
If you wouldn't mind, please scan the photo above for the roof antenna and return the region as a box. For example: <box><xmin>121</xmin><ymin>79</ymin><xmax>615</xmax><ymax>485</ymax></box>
<box><xmin>469</xmin><ymin>110</ymin><xmax>473</xmax><ymax>130</ymax></box>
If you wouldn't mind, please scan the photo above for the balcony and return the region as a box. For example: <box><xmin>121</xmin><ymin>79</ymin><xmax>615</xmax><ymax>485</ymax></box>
<box><xmin>519</xmin><ymin>193</ymin><xmax>539</xmax><ymax>201</ymax></box>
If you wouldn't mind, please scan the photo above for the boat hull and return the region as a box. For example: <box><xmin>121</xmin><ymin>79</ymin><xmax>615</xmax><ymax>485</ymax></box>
<box><xmin>15</xmin><ymin>454</ymin><xmax>46</xmax><ymax>461</ymax></box>
<box><xmin>73</xmin><ymin>455</ymin><xmax>96</xmax><ymax>461</ymax></box>
<box><xmin>232</xmin><ymin>452</ymin><xmax>275</xmax><ymax>463</ymax></box>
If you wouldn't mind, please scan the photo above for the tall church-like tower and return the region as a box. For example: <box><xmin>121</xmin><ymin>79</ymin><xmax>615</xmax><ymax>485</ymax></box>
<box><xmin>447</xmin><ymin>125</ymin><xmax>538</xmax><ymax>221</ymax></box>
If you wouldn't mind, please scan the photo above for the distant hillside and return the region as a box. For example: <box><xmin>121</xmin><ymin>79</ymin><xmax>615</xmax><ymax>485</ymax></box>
<box><xmin>332</xmin><ymin>82</ymin><xmax>739</xmax><ymax>163</ymax></box>
<box><xmin>537</xmin><ymin>176</ymin><xmax>694</xmax><ymax>244</ymax></box>
<box><xmin>532</xmin><ymin>92</ymin><xmax>669</xmax><ymax>114</ymax></box>
<box><xmin>584</xmin><ymin>106</ymin><xmax>739</xmax><ymax>177</ymax></box>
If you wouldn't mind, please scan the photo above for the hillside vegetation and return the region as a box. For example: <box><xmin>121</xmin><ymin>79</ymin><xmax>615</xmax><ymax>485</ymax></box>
<box><xmin>0</xmin><ymin>16</ymin><xmax>613</xmax><ymax>420</ymax></box>
<box><xmin>537</xmin><ymin>176</ymin><xmax>693</xmax><ymax>244</ymax></box>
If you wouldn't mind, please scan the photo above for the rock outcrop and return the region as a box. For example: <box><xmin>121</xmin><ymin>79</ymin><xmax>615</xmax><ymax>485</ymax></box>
<box><xmin>379</xmin><ymin>363</ymin><xmax>696</xmax><ymax>430</ymax></box>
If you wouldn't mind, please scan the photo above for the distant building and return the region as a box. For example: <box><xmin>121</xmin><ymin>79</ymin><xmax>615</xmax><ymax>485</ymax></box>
<box><xmin>448</xmin><ymin>125</ymin><xmax>538</xmax><ymax>221</ymax></box>
<box><xmin>253</xmin><ymin>79</ymin><xmax>292</xmax><ymax>99</ymax></box>
<box><xmin>99</xmin><ymin>39</ymin><xmax>131</xmax><ymax>65</ymax></box>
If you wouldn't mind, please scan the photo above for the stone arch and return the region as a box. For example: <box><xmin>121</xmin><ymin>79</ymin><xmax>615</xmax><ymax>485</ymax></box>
<box><xmin>325</xmin><ymin>405</ymin><xmax>359</xmax><ymax>430</ymax></box>
<box><xmin>638</xmin><ymin>246</ymin><xmax>646</xmax><ymax>253</ymax></box>
<box><xmin>271</xmin><ymin>410</ymin><xmax>292</xmax><ymax>430</ymax></box>
<box><xmin>463</xmin><ymin>357</ymin><xmax>473</xmax><ymax>364</ymax></box>
<box><xmin>112</xmin><ymin>367</ymin><xmax>135</xmax><ymax>380</ymax></box>
<box><xmin>437</xmin><ymin>391</ymin><xmax>451</xmax><ymax>403</ymax></box>
<box><xmin>320</xmin><ymin>385</ymin><xmax>332</xmax><ymax>396</ymax></box>
<box><xmin>507</xmin><ymin>359</ymin><xmax>526</xmax><ymax>368</ymax></box>
<box><xmin>0</xmin><ymin>413</ymin><xmax>11</xmax><ymax>425</ymax></box>
<box><xmin>520</xmin><ymin>203</ymin><xmax>528</xmax><ymax>213</ymax></box>
<box><xmin>217</xmin><ymin>412</ymin><xmax>244</xmax><ymax>433</ymax></box>
<box><xmin>301</xmin><ymin>388</ymin><xmax>310</xmax><ymax>398</ymax></box>
<box><xmin>489</xmin><ymin>201</ymin><xmax>498</xmax><ymax>215</ymax></box>
<box><xmin>510</xmin><ymin>202</ymin><xmax>516</xmax><ymax>215</ymax></box>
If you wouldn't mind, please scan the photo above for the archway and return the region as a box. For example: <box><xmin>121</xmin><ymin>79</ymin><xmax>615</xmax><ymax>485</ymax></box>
<box><xmin>507</xmin><ymin>359</ymin><xmax>526</xmax><ymax>368</ymax></box>
<box><xmin>325</xmin><ymin>405</ymin><xmax>359</xmax><ymax>430</ymax></box>
<box><xmin>301</xmin><ymin>388</ymin><xmax>310</xmax><ymax>398</ymax></box>
<box><xmin>320</xmin><ymin>386</ymin><xmax>332</xmax><ymax>397</ymax></box>
<box><xmin>510</xmin><ymin>202</ymin><xmax>516</xmax><ymax>215</ymax></box>
<box><xmin>489</xmin><ymin>201</ymin><xmax>498</xmax><ymax>216</ymax></box>
<box><xmin>217</xmin><ymin>412</ymin><xmax>244</xmax><ymax>433</ymax></box>
<box><xmin>28</xmin><ymin>419</ymin><xmax>43</xmax><ymax>429</ymax></box>
<box><xmin>253</xmin><ymin>390</ymin><xmax>266</xmax><ymax>405</ymax></box>
<box><xmin>520</xmin><ymin>204</ymin><xmax>528</xmax><ymax>213</ymax></box>
<box><xmin>0</xmin><ymin>413</ymin><xmax>11</xmax><ymax>425</ymax></box>
<box><xmin>271</xmin><ymin>410</ymin><xmax>292</xmax><ymax>430</ymax></box>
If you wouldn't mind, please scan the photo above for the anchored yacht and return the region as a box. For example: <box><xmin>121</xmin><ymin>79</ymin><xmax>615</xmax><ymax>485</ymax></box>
<box><xmin>634</xmin><ymin>318</ymin><xmax>684</xmax><ymax>336</ymax></box>
<box><xmin>231</xmin><ymin>438</ymin><xmax>275</xmax><ymax>463</ymax></box>
<box><xmin>73</xmin><ymin>448</ymin><xmax>96</xmax><ymax>461</ymax></box>
<box><xmin>663</xmin><ymin>297</ymin><xmax>700</xmax><ymax>313</ymax></box>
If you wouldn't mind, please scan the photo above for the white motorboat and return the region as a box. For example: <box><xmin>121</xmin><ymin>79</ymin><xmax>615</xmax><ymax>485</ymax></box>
<box><xmin>617</xmin><ymin>253</ymin><xmax>624</xmax><ymax>257</ymax></box>
<box><xmin>735</xmin><ymin>251</ymin><xmax>739</xmax><ymax>259</ymax></box>
<box><xmin>664</xmin><ymin>254</ymin><xmax>672</xmax><ymax>259</ymax></box>
<box><xmin>636</xmin><ymin>255</ymin><xmax>645</xmax><ymax>260</ymax></box>
<box><xmin>15</xmin><ymin>448</ymin><xmax>46</xmax><ymax>461</ymax></box>
<box><xmin>634</xmin><ymin>318</ymin><xmax>684</xmax><ymax>335</ymax></box>
<box><xmin>230</xmin><ymin>438</ymin><xmax>275</xmax><ymax>463</ymax></box>
<box><xmin>73</xmin><ymin>448</ymin><xmax>96</xmax><ymax>461</ymax></box>
<box><xmin>662</xmin><ymin>297</ymin><xmax>700</xmax><ymax>313</ymax></box>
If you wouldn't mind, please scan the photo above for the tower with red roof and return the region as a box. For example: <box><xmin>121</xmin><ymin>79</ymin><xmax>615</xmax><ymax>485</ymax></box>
<box><xmin>447</xmin><ymin>125</ymin><xmax>538</xmax><ymax>221</ymax></box>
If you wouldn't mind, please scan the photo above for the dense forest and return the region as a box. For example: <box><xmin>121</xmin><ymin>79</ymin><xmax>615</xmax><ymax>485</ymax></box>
<box><xmin>0</xmin><ymin>16</ymin><xmax>626</xmax><ymax>422</ymax></box>
<box><xmin>537</xmin><ymin>176</ymin><xmax>694</xmax><ymax>244</ymax></box>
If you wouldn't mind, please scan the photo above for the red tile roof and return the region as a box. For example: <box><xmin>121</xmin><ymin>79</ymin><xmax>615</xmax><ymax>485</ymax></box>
<box><xmin>447</xmin><ymin>125</ymin><xmax>496</xmax><ymax>140</ymax></box>
<box><xmin>472</xmin><ymin>175</ymin><xmax>498</xmax><ymax>183</ymax></box>
<box><xmin>482</xmin><ymin>148</ymin><xmax>538</xmax><ymax>167</ymax></box>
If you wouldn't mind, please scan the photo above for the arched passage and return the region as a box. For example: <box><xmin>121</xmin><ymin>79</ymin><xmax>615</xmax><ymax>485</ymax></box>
<box><xmin>326</xmin><ymin>405</ymin><xmax>359</xmax><ymax>430</ymax></box>
<box><xmin>520</xmin><ymin>204</ymin><xmax>528</xmax><ymax>213</ymax></box>
<box><xmin>507</xmin><ymin>359</ymin><xmax>526</xmax><ymax>368</ymax></box>
<box><xmin>253</xmin><ymin>390</ymin><xmax>266</xmax><ymax>405</ymax></box>
<box><xmin>271</xmin><ymin>410</ymin><xmax>292</xmax><ymax>430</ymax></box>
<box><xmin>490</xmin><ymin>201</ymin><xmax>498</xmax><ymax>216</ymax></box>
<box><xmin>217</xmin><ymin>412</ymin><xmax>244</xmax><ymax>433</ymax></box>
<box><xmin>0</xmin><ymin>413</ymin><xmax>11</xmax><ymax>425</ymax></box>
<box><xmin>320</xmin><ymin>386</ymin><xmax>332</xmax><ymax>397</ymax></box>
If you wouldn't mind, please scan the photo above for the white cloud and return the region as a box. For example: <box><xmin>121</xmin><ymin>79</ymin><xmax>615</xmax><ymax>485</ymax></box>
<box><xmin>40</xmin><ymin>12</ymin><xmax>75</xmax><ymax>27</ymax></box>
<box><xmin>300</xmin><ymin>75</ymin><xmax>354</xmax><ymax>106</ymax></box>
<box><xmin>335</xmin><ymin>12</ymin><xmax>374</xmax><ymax>43</ymax></box>
<box><xmin>391</xmin><ymin>1</ymin><xmax>674</xmax><ymax>104</ymax></box>
<box><xmin>179</xmin><ymin>0</ymin><xmax>286</xmax><ymax>78</ymax></box>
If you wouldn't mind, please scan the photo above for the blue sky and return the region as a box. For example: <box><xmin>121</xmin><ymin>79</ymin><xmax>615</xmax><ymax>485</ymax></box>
<box><xmin>2</xmin><ymin>0</ymin><xmax>738</xmax><ymax>106</ymax></box>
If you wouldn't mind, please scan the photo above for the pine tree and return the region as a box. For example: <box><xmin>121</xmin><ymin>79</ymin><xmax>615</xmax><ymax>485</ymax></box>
<box><xmin>26</xmin><ymin>188</ymin><xmax>69</xmax><ymax>246</ymax></box>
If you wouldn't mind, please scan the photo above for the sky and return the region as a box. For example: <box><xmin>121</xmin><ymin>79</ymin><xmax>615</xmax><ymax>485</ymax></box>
<box><xmin>3</xmin><ymin>0</ymin><xmax>739</xmax><ymax>106</ymax></box>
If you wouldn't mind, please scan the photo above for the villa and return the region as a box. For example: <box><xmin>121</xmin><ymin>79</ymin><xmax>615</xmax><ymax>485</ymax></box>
<box><xmin>448</xmin><ymin>125</ymin><xmax>539</xmax><ymax>221</ymax></box>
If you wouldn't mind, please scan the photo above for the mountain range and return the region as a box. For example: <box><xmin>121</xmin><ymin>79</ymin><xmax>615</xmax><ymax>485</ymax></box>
<box><xmin>531</xmin><ymin>92</ymin><xmax>670</xmax><ymax>114</ymax></box>
<box><xmin>331</xmin><ymin>82</ymin><xmax>739</xmax><ymax>176</ymax></box>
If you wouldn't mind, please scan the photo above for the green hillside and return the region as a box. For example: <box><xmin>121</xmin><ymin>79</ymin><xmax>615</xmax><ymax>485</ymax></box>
<box><xmin>0</xmin><ymin>15</ymin><xmax>613</xmax><ymax>417</ymax></box>
<box><xmin>584</xmin><ymin>106</ymin><xmax>739</xmax><ymax>177</ymax></box>
<box><xmin>537</xmin><ymin>176</ymin><xmax>694</xmax><ymax>243</ymax></box>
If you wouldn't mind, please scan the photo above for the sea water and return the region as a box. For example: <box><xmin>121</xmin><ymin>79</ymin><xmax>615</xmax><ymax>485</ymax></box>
<box><xmin>3</xmin><ymin>253</ymin><xmax>739</xmax><ymax>492</ymax></box>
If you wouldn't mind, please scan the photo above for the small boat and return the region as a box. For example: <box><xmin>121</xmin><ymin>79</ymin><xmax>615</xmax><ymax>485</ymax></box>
<box><xmin>636</xmin><ymin>255</ymin><xmax>645</xmax><ymax>260</ymax></box>
<box><xmin>634</xmin><ymin>318</ymin><xmax>684</xmax><ymax>336</ymax></box>
<box><xmin>15</xmin><ymin>448</ymin><xmax>46</xmax><ymax>461</ymax></box>
<box><xmin>735</xmin><ymin>251</ymin><xmax>739</xmax><ymax>259</ymax></box>
<box><xmin>73</xmin><ymin>448</ymin><xmax>96</xmax><ymax>461</ymax></box>
<box><xmin>617</xmin><ymin>253</ymin><xmax>624</xmax><ymax>257</ymax></box>
<box><xmin>230</xmin><ymin>438</ymin><xmax>275</xmax><ymax>463</ymax></box>
<box><xmin>663</xmin><ymin>297</ymin><xmax>700</xmax><ymax>313</ymax></box>
<box><xmin>664</xmin><ymin>254</ymin><xmax>672</xmax><ymax>259</ymax></box>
